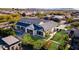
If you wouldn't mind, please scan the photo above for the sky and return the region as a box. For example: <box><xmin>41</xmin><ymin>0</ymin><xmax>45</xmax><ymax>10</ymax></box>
<box><xmin>0</xmin><ymin>0</ymin><xmax>79</xmax><ymax>8</ymax></box>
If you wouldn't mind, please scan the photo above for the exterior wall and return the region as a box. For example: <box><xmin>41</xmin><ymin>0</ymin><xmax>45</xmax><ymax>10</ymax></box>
<box><xmin>33</xmin><ymin>30</ymin><xmax>37</xmax><ymax>35</ymax></box>
<box><xmin>9</xmin><ymin>42</ymin><xmax>21</xmax><ymax>50</ymax></box>
<box><xmin>25</xmin><ymin>27</ymin><xmax>27</xmax><ymax>33</ymax></box>
<box><xmin>2</xmin><ymin>45</ymin><xmax>8</xmax><ymax>50</ymax></box>
<box><xmin>2</xmin><ymin>42</ymin><xmax>21</xmax><ymax>50</ymax></box>
<box><xmin>16</xmin><ymin>25</ymin><xmax>25</xmax><ymax>31</ymax></box>
<box><xmin>51</xmin><ymin>28</ymin><xmax>55</xmax><ymax>33</ymax></box>
<box><xmin>25</xmin><ymin>27</ymin><xmax>37</xmax><ymax>35</ymax></box>
<box><xmin>25</xmin><ymin>27</ymin><xmax>45</xmax><ymax>37</ymax></box>
<box><xmin>15</xmin><ymin>25</ymin><xmax>19</xmax><ymax>29</ymax></box>
<box><xmin>36</xmin><ymin>30</ymin><xmax>45</xmax><ymax>37</ymax></box>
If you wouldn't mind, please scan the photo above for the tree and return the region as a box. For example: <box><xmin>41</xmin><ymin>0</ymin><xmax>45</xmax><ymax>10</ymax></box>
<box><xmin>0</xmin><ymin>14</ymin><xmax>20</xmax><ymax>23</ymax></box>
<box><xmin>66</xmin><ymin>18</ymin><xmax>73</xmax><ymax>23</ymax></box>
<box><xmin>21</xmin><ymin>13</ymin><xmax>26</xmax><ymax>17</ymax></box>
<box><xmin>33</xmin><ymin>40</ymin><xmax>44</xmax><ymax>49</ymax></box>
<box><xmin>10</xmin><ymin>13</ymin><xmax>20</xmax><ymax>22</ymax></box>
<box><xmin>5</xmin><ymin>15</ymin><xmax>12</xmax><ymax>21</ymax></box>
<box><xmin>71</xmin><ymin>22</ymin><xmax>79</xmax><ymax>27</ymax></box>
<box><xmin>35</xmin><ymin>12</ymin><xmax>46</xmax><ymax>19</ymax></box>
<box><xmin>0</xmin><ymin>28</ymin><xmax>16</xmax><ymax>37</ymax></box>
<box><xmin>22</xmin><ymin>34</ymin><xmax>34</xmax><ymax>45</ymax></box>
<box><xmin>22</xmin><ymin>34</ymin><xmax>44</xmax><ymax>49</ymax></box>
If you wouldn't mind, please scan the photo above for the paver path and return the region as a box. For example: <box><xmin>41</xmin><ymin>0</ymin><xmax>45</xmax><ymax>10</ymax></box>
<box><xmin>52</xmin><ymin>40</ymin><xmax>60</xmax><ymax>44</ymax></box>
<box><xmin>45</xmin><ymin>31</ymin><xmax>60</xmax><ymax>44</ymax></box>
<box><xmin>46</xmin><ymin>32</ymin><xmax>57</xmax><ymax>41</ymax></box>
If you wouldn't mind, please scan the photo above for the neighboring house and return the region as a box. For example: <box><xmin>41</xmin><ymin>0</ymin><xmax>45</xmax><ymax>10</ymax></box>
<box><xmin>43</xmin><ymin>15</ymin><xmax>52</xmax><ymax>20</ymax></box>
<box><xmin>53</xmin><ymin>15</ymin><xmax>65</xmax><ymax>19</ymax></box>
<box><xmin>68</xmin><ymin>29</ymin><xmax>79</xmax><ymax>50</ymax></box>
<box><xmin>16</xmin><ymin>18</ymin><xmax>59</xmax><ymax>37</ymax></box>
<box><xmin>71</xmin><ymin>12</ymin><xmax>79</xmax><ymax>17</ymax></box>
<box><xmin>72</xmin><ymin>18</ymin><xmax>79</xmax><ymax>21</ymax></box>
<box><xmin>44</xmin><ymin>16</ymin><xmax>49</xmax><ymax>20</ymax></box>
<box><xmin>40</xmin><ymin>21</ymin><xmax>58</xmax><ymax>33</ymax></box>
<box><xmin>51</xmin><ymin>15</ymin><xmax>65</xmax><ymax>22</ymax></box>
<box><xmin>0</xmin><ymin>35</ymin><xmax>21</xmax><ymax>50</ymax></box>
<box><xmin>55</xmin><ymin>25</ymin><xmax>67</xmax><ymax>31</ymax></box>
<box><xmin>0</xmin><ymin>22</ymin><xmax>11</xmax><ymax>29</ymax></box>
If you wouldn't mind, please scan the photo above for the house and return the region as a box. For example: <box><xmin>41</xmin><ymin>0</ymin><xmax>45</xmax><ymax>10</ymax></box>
<box><xmin>51</xmin><ymin>15</ymin><xmax>65</xmax><ymax>22</ymax></box>
<box><xmin>72</xmin><ymin>18</ymin><xmax>79</xmax><ymax>21</ymax></box>
<box><xmin>40</xmin><ymin>21</ymin><xmax>58</xmax><ymax>33</ymax></box>
<box><xmin>25</xmin><ymin>24</ymin><xmax>45</xmax><ymax>37</ymax></box>
<box><xmin>16</xmin><ymin>18</ymin><xmax>59</xmax><ymax>37</ymax></box>
<box><xmin>0</xmin><ymin>35</ymin><xmax>21</xmax><ymax>50</ymax></box>
<box><xmin>0</xmin><ymin>22</ymin><xmax>11</xmax><ymax>29</ymax></box>
<box><xmin>16</xmin><ymin>18</ymin><xmax>46</xmax><ymax>36</ymax></box>
<box><xmin>44</xmin><ymin>16</ymin><xmax>49</xmax><ymax>20</ymax></box>
<box><xmin>71</xmin><ymin>12</ymin><xmax>79</xmax><ymax>17</ymax></box>
<box><xmin>68</xmin><ymin>28</ymin><xmax>79</xmax><ymax>50</ymax></box>
<box><xmin>55</xmin><ymin>25</ymin><xmax>67</xmax><ymax>31</ymax></box>
<box><xmin>44</xmin><ymin>15</ymin><xmax>53</xmax><ymax>20</ymax></box>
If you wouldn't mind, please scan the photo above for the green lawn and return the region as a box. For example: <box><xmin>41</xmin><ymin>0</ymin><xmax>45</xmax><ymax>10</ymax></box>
<box><xmin>65</xmin><ymin>26</ymin><xmax>72</xmax><ymax>30</ymax></box>
<box><xmin>49</xmin><ymin>30</ymin><xmax>69</xmax><ymax>50</ymax></box>
<box><xmin>22</xmin><ymin>34</ymin><xmax>45</xmax><ymax>49</ymax></box>
<box><xmin>48</xmin><ymin>42</ymin><xmax>58</xmax><ymax>50</ymax></box>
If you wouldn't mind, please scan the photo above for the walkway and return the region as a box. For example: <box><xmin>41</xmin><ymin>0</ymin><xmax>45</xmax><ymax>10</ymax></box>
<box><xmin>46</xmin><ymin>32</ymin><xmax>57</xmax><ymax>41</ymax></box>
<box><xmin>45</xmin><ymin>31</ymin><xmax>60</xmax><ymax>44</ymax></box>
<box><xmin>52</xmin><ymin>40</ymin><xmax>60</xmax><ymax>44</ymax></box>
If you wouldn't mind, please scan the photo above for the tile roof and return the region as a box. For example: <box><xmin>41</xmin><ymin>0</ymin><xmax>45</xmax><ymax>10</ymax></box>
<box><xmin>40</xmin><ymin>21</ymin><xmax>58</xmax><ymax>32</ymax></box>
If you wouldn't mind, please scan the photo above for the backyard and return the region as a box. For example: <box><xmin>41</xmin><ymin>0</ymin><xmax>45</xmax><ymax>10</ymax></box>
<box><xmin>0</xmin><ymin>28</ymin><xmax>16</xmax><ymax>37</ymax></box>
<box><xmin>22</xmin><ymin>34</ymin><xmax>45</xmax><ymax>49</ymax></box>
<box><xmin>65</xmin><ymin>26</ymin><xmax>73</xmax><ymax>30</ymax></box>
<box><xmin>65</xmin><ymin>21</ymin><xmax>79</xmax><ymax>30</ymax></box>
<box><xmin>48</xmin><ymin>41</ymin><xmax>59</xmax><ymax>50</ymax></box>
<box><xmin>48</xmin><ymin>30</ymin><xmax>69</xmax><ymax>50</ymax></box>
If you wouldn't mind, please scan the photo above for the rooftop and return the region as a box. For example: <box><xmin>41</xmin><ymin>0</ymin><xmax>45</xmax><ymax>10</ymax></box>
<box><xmin>40</xmin><ymin>21</ymin><xmax>58</xmax><ymax>32</ymax></box>
<box><xmin>16</xmin><ymin>22</ymin><xmax>30</xmax><ymax>27</ymax></box>
<box><xmin>2</xmin><ymin>36</ymin><xmax>20</xmax><ymax>46</ymax></box>
<box><xmin>53</xmin><ymin>15</ymin><xmax>65</xmax><ymax>19</ymax></box>
<box><xmin>19</xmin><ymin>18</ymin><xmax>49</xmax><ymax>25</ymax></box>
<box><xmin>72</xmin><ymin>29</ymin><xmax>79</xmax><ymax>37</ymax></box>
<box><xmin>16</xmin><ymin>18</ymin><xmax>59</xmax><ymax>32</ymax></box>
<box><xmin>27</xmin><ymin>24</ymin><xmax>44</xmax><ymax>31</ymax></box>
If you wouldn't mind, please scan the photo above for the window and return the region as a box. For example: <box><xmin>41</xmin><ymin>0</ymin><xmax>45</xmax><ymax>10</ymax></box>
<box><xmin>11</xmin><ymin>46</ymin><xmax>14</xmax><ymax>50</ymax></box>
<box><xmin>27</xmin><ymin>29</ymin><xmax>33</xmax><ymax>35</ymax></box>
<box><xmin>21</xmin><ymin>27</ymin><xmax>25</xmax><ymax>31</ymax></box>
<box><xmin>16</xmin><ymin>47</ymin><xmax>18</xmax><ymax>50</ymax></box>
<box><xmin>18</xmin><ymin>43</ymin><xmax>21</xmax><ymax>46</ymax></box>
<box><xmin>11</xmin><ymin>46</ymin><xmax>15</xmax><ymax>50</ymax></box>
<box><xmin>37</xmin><ymin>31</ymin><xmax>43</xmax><ymax>36</ymax></box>
<box><xmin>17</xmin><ymin>26</ymin><xmax>20</xmax><ymax>30</ymax></box>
